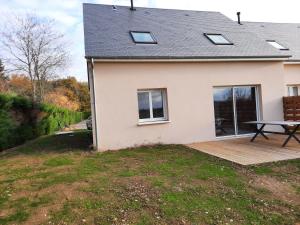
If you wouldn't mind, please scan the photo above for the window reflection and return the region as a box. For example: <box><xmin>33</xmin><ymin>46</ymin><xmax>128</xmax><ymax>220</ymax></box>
<box><xmin>235</xmin><ymin>87</ymin><xmax>258</xmax><ymax>134</ymax></box>
<box><xmin>152</xmin><ymin>91</ymin><xmax>164</xmax><ymax>118</ymax></box>
<box><xmin>214</xmin><ymin>88</ymin><xmax>235</xmax><ymax>136</ymax></box>
<box><xmin>138</xmin><ymin>92</ymin><xmax>150</xmax><ymax>119</ymax></box>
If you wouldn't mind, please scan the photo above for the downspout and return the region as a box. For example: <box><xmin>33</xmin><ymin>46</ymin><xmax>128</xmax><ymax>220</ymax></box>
<box><xmin>87</xmin><ymin>58</ymin><xmax>99</xmax><ymax>150</ymax></box>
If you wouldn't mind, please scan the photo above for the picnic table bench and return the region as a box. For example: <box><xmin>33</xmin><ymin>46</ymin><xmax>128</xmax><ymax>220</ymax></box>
<box><xmin>245</xmin><ymin>121</ymin><xmax>300</xmax><ymax>147</ymax></box>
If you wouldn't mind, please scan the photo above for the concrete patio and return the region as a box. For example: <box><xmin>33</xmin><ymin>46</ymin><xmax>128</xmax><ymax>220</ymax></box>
<box><xmin>187</xmin><ymin>135</ymin><xmax>300</xmax><ymax>165</ymax></box>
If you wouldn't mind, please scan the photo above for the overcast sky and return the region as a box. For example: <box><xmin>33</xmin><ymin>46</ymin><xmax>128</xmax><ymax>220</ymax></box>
<box><xmin>0</xmin><ymin>0</ymin><xmax>299</xmax><ymax>81</ymax></box>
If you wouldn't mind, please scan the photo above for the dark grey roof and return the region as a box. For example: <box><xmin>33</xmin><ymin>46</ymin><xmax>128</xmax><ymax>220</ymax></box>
<box><xmin>244</xmin><ymin>22</ymin><xmax>300</xmax><ymax>61</ymax></box>
<box><xmin>83</xmin><ymin>3</ymin><xmax>290</xmax><ymax>60</ymax></box>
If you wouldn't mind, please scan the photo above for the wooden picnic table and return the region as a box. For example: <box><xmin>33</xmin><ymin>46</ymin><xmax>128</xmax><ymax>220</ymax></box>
<box><xmin>245</xmin><ymin>121</ymin><xmax>300</xmax><ymax>147</ymax></box>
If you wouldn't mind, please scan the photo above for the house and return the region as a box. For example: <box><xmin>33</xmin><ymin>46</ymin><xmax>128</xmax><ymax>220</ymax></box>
<box><xmin>83</xmin><ymin>3</ymin><xmax>300</xmax><ymax>151</ymax></box>
<box><xmin>244</xmin><ymin>22</ymin><xmax>300</xmax><ymax>96</ymax></box>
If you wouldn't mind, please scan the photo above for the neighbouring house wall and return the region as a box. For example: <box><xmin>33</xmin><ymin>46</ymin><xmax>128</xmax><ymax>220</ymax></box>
<box><xmin>92</xmin><ymin>61</ymin><xmax>285</xmax><ymax>150</ymax></box>
<box><xmin>284</xmin><ymin>64</ymin><xmax>300</xmax><ymax>95</ymax></box>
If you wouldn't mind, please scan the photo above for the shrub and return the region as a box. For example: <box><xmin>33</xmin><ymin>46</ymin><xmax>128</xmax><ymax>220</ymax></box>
<box><xmin>83</xmin><ymin>111</ymin><xmax>91</xmax><ymax>119</ymax></box>
<box><xmin>0</xmin><ymin>110</ymin><xmax>16</xmax><ymax>149</ymax></box>
<box><xmin>37</xmin><ymin>103</ymin><xmax>83</xmax><ymax>135</ymax></box>
<box><xmin>0</xmin><ymin>93</ymin><xmax>83</xmax><ymax>150</ymax></box>
<box><xmin>0</xmin><ymin>94</ymin><xmax>14</xmax><ymax>109</ymax></box>
<box><xmin>15</xmin><ymin>124</ymin><xmax>35</xmax><ymax>143</ymax></box>
<box><xmin>12</xmin><ymin>96</ymin><xmax>32</xmax><ymax>109</ymax></box>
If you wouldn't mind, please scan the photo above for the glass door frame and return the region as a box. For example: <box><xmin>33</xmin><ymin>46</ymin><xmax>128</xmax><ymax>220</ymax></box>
<box><xmin>214</xmin><ymin>85</ymin><xmax>261</xmax><ymax>138</ymax></box>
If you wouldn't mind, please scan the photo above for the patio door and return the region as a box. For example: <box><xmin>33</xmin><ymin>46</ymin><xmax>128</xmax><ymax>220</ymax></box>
<box><xmin>213</xmin><ymin>86</ymin><xmax>259</xmax><ymax>137</ymax></box>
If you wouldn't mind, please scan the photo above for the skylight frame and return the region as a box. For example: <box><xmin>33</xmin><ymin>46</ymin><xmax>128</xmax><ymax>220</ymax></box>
<box><xmin>130</xmin><ymin>31</ymin><xmax>157</xmax><ymax>44</ymax></box>
<box><xmin>266</xmin><ymin>40</ymin><xmax>289</xmax><ymax>50</ymax></box>
<box><xmin>204</xmin><ymin>33</ymin><xmax>233</xmax><ymax>45</ymax></box>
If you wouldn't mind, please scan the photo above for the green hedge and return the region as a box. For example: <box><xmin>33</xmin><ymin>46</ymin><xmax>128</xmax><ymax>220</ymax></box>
<box><xmin>0</xmin><ymin>94</ymin><xmax>83</xmax><ymax>150</ymax></box>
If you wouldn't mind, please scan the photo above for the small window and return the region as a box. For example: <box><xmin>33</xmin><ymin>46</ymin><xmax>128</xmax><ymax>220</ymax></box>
<box><xmin>137</xmin><ymin>89</ymin><xmax>168</xmax><ymax>122</ymax></box>
<box><xmin>130</xmin><ymin>31</ymin><xmax>157</xmax><ymax>44</ymax></box>
<box><xmin>267</xmin><ymin>40</ymin><xmax>288</xmax><ymax>50</ymax></box>
<box><xmin>204</xmin><ymin>33</ymin><xmax>233</xmax><ymax>45</ymax></box>
<box><xmin>287</xmin><ymin>86</ymin><xmax>299</xmax><ymax>96</ymax></box>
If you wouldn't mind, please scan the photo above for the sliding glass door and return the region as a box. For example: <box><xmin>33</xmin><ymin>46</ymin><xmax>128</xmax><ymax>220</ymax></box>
<box><xmin>235</xmin><ymin>87</ymin><xmax>258</xmax><ymax>135</ymax></box>
<box><xmin>214</xmin><ymin>86</ymin><xmax>259</xmax><ymax>137</ymax></box>
<box><xmin>213</xmin><ymin>88</ymin><xmax>236</xmax><ymax>136</ymax></box>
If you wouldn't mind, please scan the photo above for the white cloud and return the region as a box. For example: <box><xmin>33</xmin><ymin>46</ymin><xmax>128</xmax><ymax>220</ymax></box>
<box><xmin>44</xmin><ymin>11</ymin><xmax>78</xmax><ymax>27</ymax></box>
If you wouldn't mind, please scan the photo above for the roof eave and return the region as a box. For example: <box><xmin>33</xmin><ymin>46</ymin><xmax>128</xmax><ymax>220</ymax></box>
<box><xmin>284</xmin><ymin>59</ymin><xmax>300</xmax><ymax>64</ymax></box>
<box><xmin>85</xmin><ymin>55</ymin><xmax>291</xmax><ymax>62</ymax></box>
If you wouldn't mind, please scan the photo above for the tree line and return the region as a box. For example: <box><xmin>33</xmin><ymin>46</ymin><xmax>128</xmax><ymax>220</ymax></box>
<box><xmin>0</xmin><ymin>60</ymin><xmax>89</xmax><ymax>112</ymax></box>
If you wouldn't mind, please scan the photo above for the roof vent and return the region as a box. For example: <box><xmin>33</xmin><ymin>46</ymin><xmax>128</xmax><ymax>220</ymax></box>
<box><xmin>130</xmin><ymin>0</ymin><xmax>136</xmax><ymax>11</ymax></box>
<box><xmin>237</xmin><ymin>12</ymin><xmax>242</xmax><ymax>25</ymax></box>
<box><xmin>112</xmin><ymin>5</ymin><xmax>117</xmax><ymax>10</ymax></box>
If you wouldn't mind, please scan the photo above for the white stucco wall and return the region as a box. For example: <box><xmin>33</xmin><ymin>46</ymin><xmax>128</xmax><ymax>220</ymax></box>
<box><xmin>284</xmin><ymin>64</ymin><xmax>300</xmax><ymax>95</ymax></box>
<box><xmin>92</xmin><ymin>61</ymin><xmax>285</xmax><ymax>150</ymax></box>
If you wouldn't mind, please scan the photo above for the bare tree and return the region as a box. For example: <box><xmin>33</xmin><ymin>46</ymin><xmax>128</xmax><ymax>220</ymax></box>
<box><xmin>0</xmin><ymin>59</ymin><xmax>4</xmax><ymax>75</ymax></box>
<box><xmin>0</xmin><ymin>59</ymin><xmax>9</xmax><ymax>92</ymax></box>
<box><xmin>1</xmin><ymin>14</ymin><xmax>69</xmax><ymax>103</ymax></box>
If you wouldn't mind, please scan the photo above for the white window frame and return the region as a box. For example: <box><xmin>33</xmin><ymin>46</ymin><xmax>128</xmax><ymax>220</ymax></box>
<box><xmin>137</xmin><ymin>89</ymin><xmax>168</xmax><ymax>123</ymax></box>
<box><xmin>266</xmin><ymin>40</ymin><xmax>289</xmax><ymax>50</ymax></box>
<box><xmin>287</xmin><ymin>85</ymin><xmax>300</xmax><ymax>96</ymax></box>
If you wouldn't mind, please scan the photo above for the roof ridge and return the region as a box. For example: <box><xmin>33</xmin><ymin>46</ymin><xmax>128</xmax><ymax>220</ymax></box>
<box><xmin>83</xmin><ymin>3</ymin><xmax>221</xmax><ymax>14</ymax></box>
<box><xmin>244</xmin><ymin>21</ymin><xmax>300</xmax><ymax>25</ymax></box>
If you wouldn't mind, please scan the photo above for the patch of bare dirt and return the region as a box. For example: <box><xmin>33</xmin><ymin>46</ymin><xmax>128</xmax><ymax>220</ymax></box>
<box><xmin>109</xmin><ymin>177</ymin><xmax>163</xmax><ymax>224</ymax></box>
<box><xmin>272</xmin><ymin>165</ymin><xmax>300</xmax><ymax>183</ymax></box>
<box><xmin>23</xmin><ymin>204</ymin><xmax>61</xmax><ymax>225</ymax></box>
<box><xmin>116</xmin><ymin>176</ymin><xmax>160</xmax><ymax>199</ymax></box>
<box><xmin>3</xmin><ymin>156</ymin><xmax>44</xmax><ymax>168</ymax></box>
<box><xmin>0</xmin><ymin>208</ymin><xmax>15</xmax><ymax>217</ymax></box>
<box><xmin>13</xmin><ymin>181</ymin><xmax>89</xmax><ymax>201</ymax></box>
<box><xmin>272</xmin><ymin>164</ymin><xmax>298</xmax><ymax>174</ymax></box>
<box><xmin>46</xmin><ymin>182</ymin><xmax>90</xmax><ymax>200</ymax></box>
<box><xmin>0</xmin><ymin>174</ymin><xmax>6</xmax><ymax>181</ymax></box>
<box><xmin>19</xmin><ymin>182</ymin><xmax>90</xmax><ymax>225</ymax></box>
<box><xmin>251</xmin><ymin>175</ymin><xmax>300</xmax><ymax>205</ymax></box>
<box><xmin>122</xmin><ymin>178</ymin><xmax>160</xmax><ymax>203</ymax></box>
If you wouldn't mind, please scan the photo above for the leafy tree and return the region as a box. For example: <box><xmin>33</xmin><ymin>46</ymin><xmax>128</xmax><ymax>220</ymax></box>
<box><xmin>50</xmin><ymin>77</ymin><xmax>90</xmax><ymax>112</ymax></box>
<box><xmin>8</xmin><ymin>74</ymin><xmax>32</xmax><ymax>97</ymax></box>
<box><xmin>2</xmin><ymin>73</ymin><xmax>90</xmax><ymax>112</ymax></box>
<box><xmin>52</xmin><ymin>77</ymin><xmax>79</xmax><ymax>102</ymax></box>
<box><xmin>44</xmin><ymin>90</ymin><xmax>79</xmax><ymax>111</ymax></box>
<box><xmin>78</xmin><ymin>82</ymin><xmax>90</xmax><ymax>112</ymax></box>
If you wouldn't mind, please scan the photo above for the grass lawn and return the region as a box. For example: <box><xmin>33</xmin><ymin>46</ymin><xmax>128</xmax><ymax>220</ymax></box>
<box><xmin>0</xmin><ymin>131</ymin><xmax>299</xmax><ymax>225</ymax></box>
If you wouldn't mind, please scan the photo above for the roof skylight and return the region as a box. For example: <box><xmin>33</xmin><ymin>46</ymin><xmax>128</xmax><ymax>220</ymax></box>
<box><xmin>267</xmin><ymin>40</ymin><xmax>288</xmax><ymax>50</ymax></box>
<box><xmin>130</xmin><ymin>31</ymin><xmax>157</xmax><ymax>44</ymax></box>
<box><xmin>204</xmin><ymin>33</ymin><xmax>233</xmax><ymax>45</ymax></box>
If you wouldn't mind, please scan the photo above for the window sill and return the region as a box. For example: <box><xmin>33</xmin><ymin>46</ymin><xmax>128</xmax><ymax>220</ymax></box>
<box><xmin>137</xmin><ymin>120</ymin><xmax>171</xmax><ymax>126</ymax></box>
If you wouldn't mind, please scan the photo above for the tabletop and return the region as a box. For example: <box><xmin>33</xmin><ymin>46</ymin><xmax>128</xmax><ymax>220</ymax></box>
<box><xmin>245</xmin><ymin>120</ymin><xmax>300</xmax><ymax>126</ymax></box>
